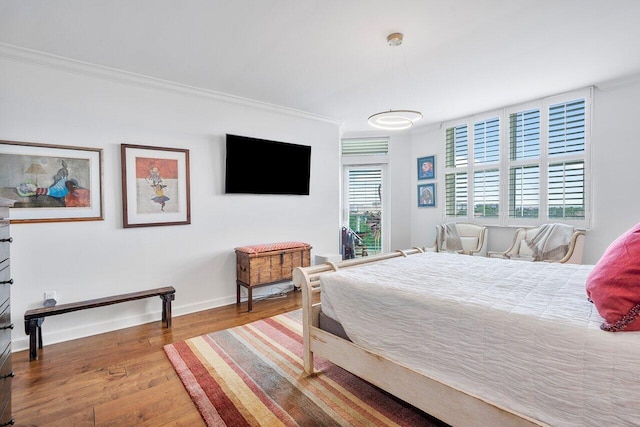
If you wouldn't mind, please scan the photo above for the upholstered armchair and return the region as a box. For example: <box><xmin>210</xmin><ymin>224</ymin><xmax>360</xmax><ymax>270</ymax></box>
<box><xmin>427</xmin><ymin>223</ymin><xmax>488</xmax><ymax>256</ymax></box>
<box><xmin>488</xmin><ymin>225</ymin><xmax>586</xmax><ymax>264</ymax></box>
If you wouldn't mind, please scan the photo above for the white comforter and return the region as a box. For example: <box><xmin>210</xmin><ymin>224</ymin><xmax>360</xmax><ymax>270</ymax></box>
<box><xmin>320</xmin><ymin>252</ymin><xmax>640</xmax><ymax>427</ymax></box>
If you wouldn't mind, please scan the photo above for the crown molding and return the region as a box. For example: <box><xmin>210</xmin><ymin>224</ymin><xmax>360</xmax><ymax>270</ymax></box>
<box><xmin>594</xmin><ymin>72</ymin><xmax>640</xmax><ymax>91</ymax></box>
<box><xmin>0</xmin><ymin>42</ymin><xmax>342</xmax><ymax>126</ymax></box>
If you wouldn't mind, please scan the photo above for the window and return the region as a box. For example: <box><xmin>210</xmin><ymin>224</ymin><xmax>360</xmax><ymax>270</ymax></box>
<box><xmin>444</xmin><ymin>88</ymin><xmax>591</xmax><ymax>227</ymax></box>
<box><xmin>342</xmin><ymin>138</ymin><xmax>389</xmax><ymax>256</ymax></box>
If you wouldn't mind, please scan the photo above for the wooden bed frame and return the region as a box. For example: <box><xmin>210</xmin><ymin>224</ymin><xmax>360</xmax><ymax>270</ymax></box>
<box><xmin>293</xmin><ymin>248</ymin><xmax>548</xmax><ymax>427</ymax></box>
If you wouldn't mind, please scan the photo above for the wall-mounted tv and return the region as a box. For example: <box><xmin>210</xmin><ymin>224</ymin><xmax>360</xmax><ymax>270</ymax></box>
<box><xmin>225</xmin><ymin>134</ymin><xmax>311</xmax><ymax>195</ymax></box>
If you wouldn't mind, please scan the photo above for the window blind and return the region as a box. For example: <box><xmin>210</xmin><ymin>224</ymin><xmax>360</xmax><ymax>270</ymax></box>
<box><xmin>348</xmin><ymin>169</ymin><xmax>382</xmax><ymax>210</ymax></box>
<box><xmin>342</xmin><ymin>138</ymin><xmax>388</xmax><ymax>156</ymax></box>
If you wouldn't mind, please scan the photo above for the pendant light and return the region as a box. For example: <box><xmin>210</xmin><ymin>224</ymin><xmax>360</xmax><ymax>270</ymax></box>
<box><xmin>368</xmin><ymin>32</ymin><xmax>423</xmax><ymax>131</ymax></box>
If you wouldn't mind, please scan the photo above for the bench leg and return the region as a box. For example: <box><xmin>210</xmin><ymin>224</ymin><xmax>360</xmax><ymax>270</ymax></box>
<box><xmin>248</xmin><ymin>287</ymin><xmax>253</xmax><ymax>312</ymax></box>
<box><xmin>160</xmin><ymin>293</ymin><xmax>175</xmax><ymax>328</ymax></box>
<box><xmin>25</xmin><ymin>318</ymin><xmax>40</xmax><ymax>361</ymax></box>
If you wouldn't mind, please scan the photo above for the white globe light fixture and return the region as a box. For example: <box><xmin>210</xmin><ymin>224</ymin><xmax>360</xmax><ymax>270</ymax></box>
<box><xmin>368</xmin><ymin>33</ymin><xmax>423</xmax><ymax>131</ymax></box>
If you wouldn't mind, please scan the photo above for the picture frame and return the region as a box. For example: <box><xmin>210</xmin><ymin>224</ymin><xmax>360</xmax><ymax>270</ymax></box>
<box><xmin>417</xmin><ymin>155</ymin><xmax>435</xmax><ymax>180</ymax></box>
<box><xmin>121</xmin><ymin>144</ymin><xmax>191</xmax><ymax>228</ymax></box>
<box><xmin>0</xmin><ymin>140</ymin><xmax>103</xmax><ymax>223</ymax></box>
<box><xmin>418</xmin><ymin>183</ymin><xmax>436</xmax><ymax>207</ymax></box>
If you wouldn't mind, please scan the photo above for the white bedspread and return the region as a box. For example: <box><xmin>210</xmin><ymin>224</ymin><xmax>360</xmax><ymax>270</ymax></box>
<box><xmin>320</xmin><ymin>252</ymin><xmax>640</xmax><ymax>427</ymax></box>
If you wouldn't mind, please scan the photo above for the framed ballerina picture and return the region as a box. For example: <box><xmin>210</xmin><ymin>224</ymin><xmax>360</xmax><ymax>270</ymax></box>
<box><xmin>0</xmin><ymin>140</ymin><xmax>103</xmax><ymax>223</ymax></box>
<box><xmin>121</xmin><ymin>144</ymin><xmax>191</xmax><ymax>228</ymax></box>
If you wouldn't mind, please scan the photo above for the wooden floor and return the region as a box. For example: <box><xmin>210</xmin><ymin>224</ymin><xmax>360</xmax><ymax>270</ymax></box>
<box><xmin>12</xmin><ymin>291</ymin><xmax>306</xmax><ymax>426</ymax></box>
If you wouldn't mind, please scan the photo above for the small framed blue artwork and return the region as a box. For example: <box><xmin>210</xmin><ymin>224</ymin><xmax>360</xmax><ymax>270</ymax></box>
<box><xmin>418</xmin><ymin>183</ymin><xmax>435</xmax><ymax>207</ymax></box>
<box><xmin>417</xmin><ymin>155</ymin><xmax>435</xmax><ymax>180</ymax></box>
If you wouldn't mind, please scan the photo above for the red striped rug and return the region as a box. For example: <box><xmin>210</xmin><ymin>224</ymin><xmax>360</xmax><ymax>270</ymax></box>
<box><xmin>164</xmin><ymin>309</ymin><xmax>444</xmax><ymax>426</ymax></box>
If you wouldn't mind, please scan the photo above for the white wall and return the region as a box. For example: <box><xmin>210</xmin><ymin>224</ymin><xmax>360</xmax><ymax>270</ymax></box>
<box><xmin>5</xmin><ymin>46</ymin><xmax>639</xmax><ymax>353</ymax></box>
<box><xmin>387</xmin><ymin>132</ymin><xmax>413</xmax><ymax>250</ymax></box>
<box><xmin>409</xmin><ymin>124</ymin><xmax>445</xmax><ymax>249</ymax></box>
<box><xmin>0</xmin><ymin>49</ymin><xmax>341</xmax><ymax>351</ymax></box>
<box><xmin>409</xmin><ymin>76</ymin><xmax>640</xmax><ymax>265</ymax></box>
<box><xmin>588</xmin><ymin>76</ymin><xmax>640</xmax><ymax>261</ymax></box>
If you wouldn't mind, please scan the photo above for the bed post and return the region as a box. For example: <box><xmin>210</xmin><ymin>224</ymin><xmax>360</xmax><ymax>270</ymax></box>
<box><xmin>293</xmin><ymin>266</ymin><xmax>315</xmax><ymax>375</ymax></box>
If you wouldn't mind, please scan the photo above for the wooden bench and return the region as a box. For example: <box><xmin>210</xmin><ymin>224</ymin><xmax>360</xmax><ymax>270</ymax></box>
<box><xmin>24</xmin><ymin>286</ymin><xmax>175</xmax><ymax>361</ymax></box>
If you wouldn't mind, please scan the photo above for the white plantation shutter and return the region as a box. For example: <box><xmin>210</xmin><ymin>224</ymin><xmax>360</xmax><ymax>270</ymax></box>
<box><xmin>548</xmin><ymin>161</ymin><xmax>585</xmax><ymax>219</ymax></box>
<box><xmin>445</xmin><ymin>172</ymin><xmax>468</xmax><ymax>217</ymax></box>
<box><xmin>443</xmin><ymin>88</ymin><xmax>590</xmax><ymax>226</ymax></box>
<box><xmin>474</xmin><ymin>169</ymin><xmax>499</xmax><ymax>218</ymax></box>
<box><xmin>510</xmin><ymin>109</ymin><xmax>540</xmax><ymax>160</ymax></box>
<box><xmin>546</xmin><ymin>99</ymin><xmax>587</xmax><ymax>220</ymax></box>
<box><xmin>474</xmin><ymin>118</ymin><xmax>500</xmax><ymax>164</ymax></box>
<box><xmin>445</xmin><ymin>125</ymin><xmax>470</xmax><ymax>218</ymax></box>
<box><xmin>509</xmin><ymin>165</ymin><xmax>540</xmax><ymax>218</ymax></box>
<box><xmin>548</xmin><ymin>100</ymin><xmax>585</xmax><ymax>156</ymax></box>
<box><xmin>472</xmin><ymin>118</ymin><xmax>500</xmax><ymax>219</ymax></box>
<box><xmin>446</xmin><ymin>125</ymin><xmax>468</xmax><ymax>168</ymax></box>
<box><xmin>508</xmin><ymin>109</ymin><xmax>541</xmax><ymax>219</ymax></box>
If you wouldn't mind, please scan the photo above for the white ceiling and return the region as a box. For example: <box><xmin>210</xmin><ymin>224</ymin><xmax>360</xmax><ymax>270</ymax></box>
<box><xmin>2</xmin><ymin>0</ymin><xmax>640</xmax><ymax>133</ymax></box>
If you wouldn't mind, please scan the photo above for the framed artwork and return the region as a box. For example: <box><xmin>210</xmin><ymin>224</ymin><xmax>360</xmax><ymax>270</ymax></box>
<box><xmin>121</xmin><ymin>144</ymin><xmax>191</xmax><ymax>228</ymax></box>
<box><xmin>417</xmin><ymin>155</ymin><xmax>435</xmax><ymax>180</ymax></box>
<box><xmin>0</xmin><ymin>140</ymin><xmax>103</xmax><ymax>223</ymax></box>
<box><xmin>418</xmin><ymin>183</ymin><xmax>436</xmax><ymax>207</ymax></box>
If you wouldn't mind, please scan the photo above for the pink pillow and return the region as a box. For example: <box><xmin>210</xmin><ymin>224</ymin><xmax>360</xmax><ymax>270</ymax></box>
<box><xmin>586</xmin><ymin>223</ymin><xmax>640</xmax><ymax>332</ymax></box>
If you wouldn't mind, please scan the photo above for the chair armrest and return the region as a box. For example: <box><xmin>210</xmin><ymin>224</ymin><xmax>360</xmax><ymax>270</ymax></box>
<box><xmin>552</xmin><ymin>231</ymin><xmax>586</xmax><ymax>264</ymax></box>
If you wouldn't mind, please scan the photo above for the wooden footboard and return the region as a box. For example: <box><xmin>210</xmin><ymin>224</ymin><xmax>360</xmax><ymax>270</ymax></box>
<box><xmin>292</xmin><ymin>248</ymin><xmax>547</xmax><ymax>427</ymax></box>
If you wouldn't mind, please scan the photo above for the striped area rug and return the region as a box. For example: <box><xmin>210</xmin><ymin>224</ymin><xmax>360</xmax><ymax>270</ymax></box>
<box><xmin>164</xmin><ymin>309</ymin><xmax>443</xmax><ymax>426</ymax></box>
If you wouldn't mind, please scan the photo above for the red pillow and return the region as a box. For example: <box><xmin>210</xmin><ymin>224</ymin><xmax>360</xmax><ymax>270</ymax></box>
<box><xmin>586</xmin><ymin>223</ymin><xmax>640</xmax><ymax>332</ymax></box>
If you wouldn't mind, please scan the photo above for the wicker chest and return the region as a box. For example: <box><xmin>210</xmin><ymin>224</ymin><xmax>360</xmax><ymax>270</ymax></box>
<box><xmin>235</xmin><ymin>242</ymin><xmax>311</xmax><ymax>311</ymax></box>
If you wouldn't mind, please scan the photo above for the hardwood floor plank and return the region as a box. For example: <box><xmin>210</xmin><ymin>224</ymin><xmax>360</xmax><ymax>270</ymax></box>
<box><xmin>40</xmin><ymin>409</ymin><xmax>96</xmax><ymax>427</ymax></box>
<box><xmin>12</xmin><ymin>290</ymin><xmax>306</xmax><ymax>425</ymax></box>
<box><xmin>93</xmin><ymin>385</ymin><xmax>187</xmax><ymax>425</ymax></box>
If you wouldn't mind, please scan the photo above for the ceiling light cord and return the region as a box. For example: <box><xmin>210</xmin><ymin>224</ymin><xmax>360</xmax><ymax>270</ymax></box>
<box><xmin>368</xmin><ymin>32</ymin><xmax>422</xmax><ymax>131</ymax></box>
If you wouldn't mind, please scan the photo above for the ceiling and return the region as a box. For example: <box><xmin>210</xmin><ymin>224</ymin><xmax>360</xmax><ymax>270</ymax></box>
<box><xmin>2</xmin><ymin>0</ymin><xmax>640</xmax><ymax>133</ymax></box>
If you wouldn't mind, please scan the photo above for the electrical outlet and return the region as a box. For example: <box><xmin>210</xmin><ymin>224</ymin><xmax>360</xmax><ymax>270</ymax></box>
<box><xmin>44</xmin><ymin>291</ymin><xmax>56</xmax><ymax>301</ymax></box>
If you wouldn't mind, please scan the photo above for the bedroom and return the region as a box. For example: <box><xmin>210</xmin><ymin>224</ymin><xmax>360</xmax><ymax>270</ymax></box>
<box><xmin>1</xmin><ymin>0</ymin><xmax>640</xmax><ymax>425</ymax></box>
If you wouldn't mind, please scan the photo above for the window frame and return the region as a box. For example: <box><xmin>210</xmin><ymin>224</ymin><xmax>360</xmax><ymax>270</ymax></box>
<box><xmin>341</xmin><ymin>137</ymin><xmax>391</xmax><ymax>254</ymax></box>
<box><xmin>443</xmin><ymin>87</ymin><xmax>592</xmax><ymax>228</ymax></box>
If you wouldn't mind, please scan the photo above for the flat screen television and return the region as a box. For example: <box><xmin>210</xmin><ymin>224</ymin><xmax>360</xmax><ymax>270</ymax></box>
<box><xmin>225</xmin><ymin>134</ymin><xmax>311</xmax><ymax>195</ymax></box>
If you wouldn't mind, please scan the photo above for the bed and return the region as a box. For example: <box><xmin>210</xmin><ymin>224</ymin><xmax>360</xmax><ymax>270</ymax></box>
<box><xmin>292</xmin><ymin>249</ymin><xmax>640</xmax><ymax>427</ymax></box>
